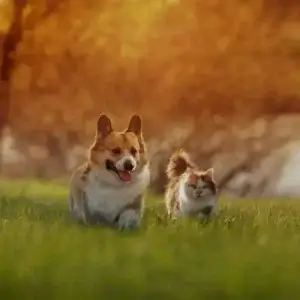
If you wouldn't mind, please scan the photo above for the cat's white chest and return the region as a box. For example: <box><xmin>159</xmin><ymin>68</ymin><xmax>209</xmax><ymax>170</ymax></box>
<box><xmin>179</xmin><ymin>195</ymin><xmax>201</xmax><ymax>214</ymax></box>
<box><xmin>177</xmin><ymin>184</ymin><xmax>196</xmax><ymax>212</ymax></box>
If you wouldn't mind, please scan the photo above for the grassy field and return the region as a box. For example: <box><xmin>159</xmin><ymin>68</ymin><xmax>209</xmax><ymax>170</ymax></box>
<box><xmin>0</xmin><ymin>179</ymin><xmax>300</xmax><ymax>299</ymax></box>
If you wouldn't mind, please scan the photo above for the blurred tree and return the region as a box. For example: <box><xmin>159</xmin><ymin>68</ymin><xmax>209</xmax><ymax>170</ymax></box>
<box><xmin>0</xmin><ymin>0</ymin><xmax>26</xmax><ymax>170</ymax></box>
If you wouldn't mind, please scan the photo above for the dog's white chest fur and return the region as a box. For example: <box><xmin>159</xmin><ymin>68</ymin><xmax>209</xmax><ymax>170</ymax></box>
<box><xmin>85</xmin><ymin>166</ymin><xmax>150</xmax><ymax>221</ymax></box>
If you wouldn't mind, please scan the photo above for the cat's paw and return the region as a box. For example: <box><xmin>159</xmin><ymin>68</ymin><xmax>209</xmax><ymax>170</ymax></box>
<box><xmin>117</xmin><ymin>209</ymin><xmax>141</xmax><ymax>230</ymax></box>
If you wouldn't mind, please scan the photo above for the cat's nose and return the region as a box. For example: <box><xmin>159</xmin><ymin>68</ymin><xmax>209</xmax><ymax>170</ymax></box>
<box><xmin>197</xmin><ymin>190</ymin><xmax>203</xmax><ymax>197</ymax></box>
<box><xmin>201</xmin><ymin>206</ymin><xmax>213</xmax><ymax>215</ymax></box>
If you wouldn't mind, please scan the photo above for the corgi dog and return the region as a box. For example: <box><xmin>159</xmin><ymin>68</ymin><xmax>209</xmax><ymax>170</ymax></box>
<box><xmin>69</xmin><ymin>114</ymin><xmax>150</xmax><ymax>230</ymax></box>
<box><xmin>165</xmin><ymin>149</ymin><xmax>217</xmax><ymax>219</ymax></box>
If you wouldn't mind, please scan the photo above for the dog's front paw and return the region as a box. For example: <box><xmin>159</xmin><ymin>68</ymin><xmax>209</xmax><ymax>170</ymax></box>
<box><xmin>117</xmin><ymin>209</ymin><xmax>141</xmax><ymax>230</ymax></box>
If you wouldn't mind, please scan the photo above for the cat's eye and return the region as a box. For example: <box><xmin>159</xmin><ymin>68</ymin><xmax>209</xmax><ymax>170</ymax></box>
<box><xmin>111</xmin><ymin>147</ymin><xmax>122</xmax><ymax>155</ymax></box>
<box><xmin>130</xmin><ymin>147</ymin><xmax>137</xmax><ymax>156</ymax></box>
<box><xmin>188</xmin><ymin>184</ymin><xmax>197</xmax><ymax>189</ymax></box>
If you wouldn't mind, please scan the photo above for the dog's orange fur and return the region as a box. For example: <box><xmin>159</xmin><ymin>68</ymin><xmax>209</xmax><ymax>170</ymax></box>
<box><xmin>81</xmin><ymin>115</ymin><xmax>148</xmax><ymax>180</ymax></box>
<box><xmin>89</xmin><ymin>132</ymin><xmax>145</xmax><ymax>165</ymax></box>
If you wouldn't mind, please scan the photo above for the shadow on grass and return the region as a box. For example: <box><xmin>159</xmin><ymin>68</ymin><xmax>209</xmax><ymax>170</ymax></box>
<box><xmin>0</xmin><ymin>194</ymin><xmax>263</xmax><ymax>232</ymax></box>
<box><xmin>0</xmin><ymin>196</ymin><xmax>69</xmax><ymax>223</ymax></box>
<box><xmin>0</xmin><ymin>196</ymin><xmax>161</xmax><ymax>234</ymax></box>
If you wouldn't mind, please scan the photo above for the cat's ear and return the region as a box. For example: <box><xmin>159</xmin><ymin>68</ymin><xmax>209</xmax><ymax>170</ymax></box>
<box><xmin>188</xmin><ymin>172</ymin><xmax>198</xmax><ymax>185</ymax></box>
<box><xmin>205</xmin><ymin>168</ymin><xmax>214</xmax><ymax>180</ymax></box>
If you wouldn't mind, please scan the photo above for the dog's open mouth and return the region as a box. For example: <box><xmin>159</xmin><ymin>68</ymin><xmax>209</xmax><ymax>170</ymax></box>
<box><xmin>105</xmin><ymin>160</ymin><xmax>132</xmax><ymax>182</ymax></box>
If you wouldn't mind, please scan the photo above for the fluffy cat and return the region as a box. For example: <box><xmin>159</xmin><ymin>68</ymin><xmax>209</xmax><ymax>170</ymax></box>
<box><xmin>165</xmin><ymin>149</ymin><xmax>217</xmax><ymax>219</ymax></box>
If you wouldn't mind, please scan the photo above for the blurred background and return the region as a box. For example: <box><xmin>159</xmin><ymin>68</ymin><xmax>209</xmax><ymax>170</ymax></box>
<box><xmin>1</xmin><ymin>0</ymin><xmax>300</xmax><ymax>197</ymax></box>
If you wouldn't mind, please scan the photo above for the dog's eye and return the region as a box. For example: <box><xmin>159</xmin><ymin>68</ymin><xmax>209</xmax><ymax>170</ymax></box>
<box><xmin>130</xmin><ymin>147</ymin><xmax>137</xmax><ymax>156</ymax></box>
<box><xmin>111</xmin><ymin>147</ymin><xmax>122</xmax><ymax>155</ymax></box>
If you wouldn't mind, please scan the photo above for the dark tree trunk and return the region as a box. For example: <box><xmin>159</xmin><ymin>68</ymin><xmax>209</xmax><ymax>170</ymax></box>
<box><xmin>0</xmin><ymin>0</ymin><xmax>26</xmax><ymax>171</ymax></box>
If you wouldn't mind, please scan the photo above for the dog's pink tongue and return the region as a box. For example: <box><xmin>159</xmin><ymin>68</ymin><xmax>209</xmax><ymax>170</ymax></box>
<box><xmin>119</xmin><ymin>171</ymin><xmax>132</xmax><ymax>182</ymax></box>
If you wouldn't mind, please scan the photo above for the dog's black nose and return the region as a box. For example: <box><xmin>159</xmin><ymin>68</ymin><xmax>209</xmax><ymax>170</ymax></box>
<box><xmin>123</xmin><ymin>160</ymin><xmax>134</xmax><ymax>171</ymax></box>
<box><xmin>201</xmin><ymin>206</ymin><xmax>213</xmax><ymax>215</ymax></box>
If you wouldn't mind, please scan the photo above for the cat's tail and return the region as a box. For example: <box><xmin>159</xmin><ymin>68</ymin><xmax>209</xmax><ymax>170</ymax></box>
<box><xmin>166</xmin><ymin>149</ymin><xmax>195</xmax><ymax>179</ymax></box>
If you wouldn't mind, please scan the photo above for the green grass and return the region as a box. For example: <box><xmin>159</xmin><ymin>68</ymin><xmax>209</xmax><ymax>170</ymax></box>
<box><xmin>0</xmin><ymin>179</ymin><xmax>300</xmax><ymax>299</ymax></box>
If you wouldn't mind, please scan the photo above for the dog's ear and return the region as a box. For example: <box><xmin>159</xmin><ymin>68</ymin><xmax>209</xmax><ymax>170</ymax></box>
<box><xmin>127</xmin><ymin>115</ymin><xmax>142</xmax><ymax>135</ymax></box>
<box><xmin>127</xmin><ymin>114</ymin><xmax>146</xmax><ymax>153</ymax></box>
<box><xmin>96</xmin><ymin>114</ymin><xmax>113</xmax><ymax>138</ymax></box>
